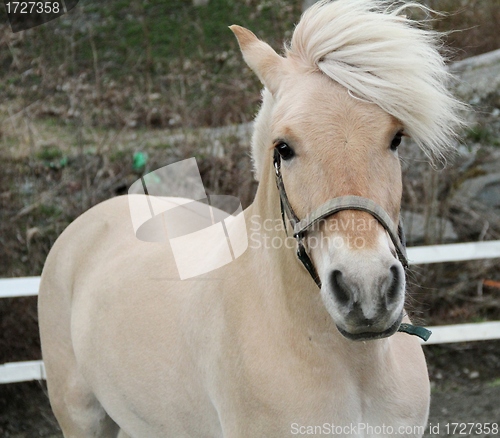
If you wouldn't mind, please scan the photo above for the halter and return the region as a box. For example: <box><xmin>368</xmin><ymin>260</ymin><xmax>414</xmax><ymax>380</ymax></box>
<box><xmin>272</xmin><ymin>149</ymin><xmax>431</xmax><ymax>342</ymax></box>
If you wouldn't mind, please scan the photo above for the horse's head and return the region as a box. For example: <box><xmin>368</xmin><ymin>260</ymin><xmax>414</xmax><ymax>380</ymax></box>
<box><xmin>231</xmin><ymin>0</ymin><xmax>464</xmax><ymax>341</ymax></box>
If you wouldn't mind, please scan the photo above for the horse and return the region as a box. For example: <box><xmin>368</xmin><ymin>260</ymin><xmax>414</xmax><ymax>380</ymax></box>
<box><xmin>38</xmin><ymin>1</ymin><xmax>464</xmax><ymax>436</ymax></box>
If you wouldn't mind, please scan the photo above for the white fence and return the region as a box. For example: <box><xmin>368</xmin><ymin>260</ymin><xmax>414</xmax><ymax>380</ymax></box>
<box><xmin>1</xmin><ymin>240</ymin><xmax>500</xmax><ymax>384</ymax></box>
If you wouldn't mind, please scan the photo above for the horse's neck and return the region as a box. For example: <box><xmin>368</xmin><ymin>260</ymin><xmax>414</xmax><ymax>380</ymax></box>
<box><xmin>247</xmin><ymin>154</ymin><xmax>300</xmax><ymax>282</ymax></box>
<box><xmin>246</xmin><ymin>156</ymin><xmax>335</xmax><ymax>335</ymax></box>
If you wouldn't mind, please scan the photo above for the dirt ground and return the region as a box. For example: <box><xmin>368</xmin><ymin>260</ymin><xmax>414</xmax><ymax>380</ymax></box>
<box><xmin>1</xmin><ymin>343</ymin><xmax>500</xmax><ymax>437</ymax></box>
<box><xmin>426</xmin><ymin>383</ymin><xmax>500</xmax><ymax>437</ymax></box>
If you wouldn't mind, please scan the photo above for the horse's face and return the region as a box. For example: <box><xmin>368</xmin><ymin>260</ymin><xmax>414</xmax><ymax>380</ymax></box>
<box><xmin>232</xmin><ymin>26</ymin><xmax>405</xmax><ymax>341</ymax></box>
<box><xmin>274</xmin><ymin>73</ymin><xmax>405</xmax><ymax>340</ymax></box>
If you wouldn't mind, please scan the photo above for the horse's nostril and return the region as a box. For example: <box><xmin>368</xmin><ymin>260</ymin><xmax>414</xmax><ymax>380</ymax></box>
<box><xmin>386</xmin><ymin>264</ymin><xmax>402</xmax><ymax>305</ymax></box>
<box><xmin>330</xmin><ymin>269</ymin><xmax>351</xmax><ymax>306</ymax></box>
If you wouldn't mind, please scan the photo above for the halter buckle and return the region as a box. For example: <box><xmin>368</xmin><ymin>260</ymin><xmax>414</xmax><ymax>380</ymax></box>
<box><xmin>273</xmin><ymin>151</ymin><xmax>281</xmax><ymax>176</ymax></box>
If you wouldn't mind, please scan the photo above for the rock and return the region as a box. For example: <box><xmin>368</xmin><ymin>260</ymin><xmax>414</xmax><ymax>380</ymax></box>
<box><xmin>401</xmin><ymin>210</ymin><xmax>458</xmax><ymax>245</ymax></box>
<box><xmin>302</xmin><ymin>0</ymin><xmax>317</xmax><ymax>12</ymax></box>
<box><xmin>460</xmin><ymin>173</ymin><xmax>500</xmax><ymax>209</ymax></box>
<box><xmin>449</xmin><ymin>169</ymin><xmax>500</xmax><ymax>238</ymax></box>
<box><xmin>450</xmin><ymin>49</ymin><xmax>500</xmax><ymax>106</ymax></box>
<box><xmin>469</xmin><ymin>371</ymin><xmax>480</xmax><ymax>379</ymax></box>
<box><xmin>452</xmin><ymin>172</ymin><xmax>500</xmax><ymax>217</ymax></box>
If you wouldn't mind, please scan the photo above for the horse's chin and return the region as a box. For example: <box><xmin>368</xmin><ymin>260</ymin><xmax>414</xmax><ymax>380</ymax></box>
<box><xmin>336</xmin><ymin>312</ymin><xmax>403</xmax><ymax>342</ymax></box>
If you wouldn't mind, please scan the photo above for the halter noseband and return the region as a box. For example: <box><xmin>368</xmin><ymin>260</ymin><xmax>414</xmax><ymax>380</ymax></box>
<box><xmin>272</xmin><ymin>149</ymin><xmax>430</xmax><ymax>342</ymax></box>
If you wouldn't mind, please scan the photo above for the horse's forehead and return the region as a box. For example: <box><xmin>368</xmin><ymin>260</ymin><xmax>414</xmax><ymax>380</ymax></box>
<box><xmin>274</xmin><ymin>73</ymin><xmax>397</xmax><ymax>140</ymax></box>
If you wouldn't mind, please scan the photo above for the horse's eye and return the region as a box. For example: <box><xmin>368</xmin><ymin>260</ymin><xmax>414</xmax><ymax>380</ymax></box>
<box><xmin>275</xmin><ymin>142</ymin><xmax>295</xmax><ymax>160</ymax></box>
<box><xmin>390</xmin><ymin>132</ymin><xmax>403</xmax><ymax>151</ymax></box>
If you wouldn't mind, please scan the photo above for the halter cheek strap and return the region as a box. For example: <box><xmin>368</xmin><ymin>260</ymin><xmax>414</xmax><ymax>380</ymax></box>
<box><xmin>272</xmin><ymin>149</ymin><xmax>431</xmax><ymax>342</ymax></box>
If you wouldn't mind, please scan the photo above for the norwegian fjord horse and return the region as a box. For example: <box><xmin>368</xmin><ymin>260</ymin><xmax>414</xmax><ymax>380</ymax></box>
<box><xmin>39</xmin><ymin>1</ymin><xmax>463</xmax><ymax>436</ymax></box>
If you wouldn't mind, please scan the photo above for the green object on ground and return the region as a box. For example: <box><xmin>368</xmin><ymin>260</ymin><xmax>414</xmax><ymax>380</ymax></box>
<box><xmin>133</xmin><ymin>152</ymin><xmax>148</xmax><ymax>172</ymax></box>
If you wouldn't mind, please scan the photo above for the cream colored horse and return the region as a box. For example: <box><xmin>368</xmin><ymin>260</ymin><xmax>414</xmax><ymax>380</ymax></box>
<box><xmin>39</xmin><ymin>1</ymin><xmax>464</xmax><ymax>437</ymax></box>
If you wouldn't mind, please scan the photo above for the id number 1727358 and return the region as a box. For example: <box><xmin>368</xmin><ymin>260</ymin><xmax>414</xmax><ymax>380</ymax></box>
<box><xmin>5</xmin><ymin>2</ymin><xmax>61</xmax><ymax>14</ymax></box>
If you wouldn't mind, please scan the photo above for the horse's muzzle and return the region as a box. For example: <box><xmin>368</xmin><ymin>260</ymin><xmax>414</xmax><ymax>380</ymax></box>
<box><xmin>325</xmin><ymin>261</ymin><xmax>406</xmax><ymax>341</ymax></box>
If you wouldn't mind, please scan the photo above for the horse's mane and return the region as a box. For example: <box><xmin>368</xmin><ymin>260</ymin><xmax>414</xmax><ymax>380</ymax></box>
<box><xmin>251</xmin><ymin>0</ymin><xmax>465</xmax><ymax>180</ymax></box>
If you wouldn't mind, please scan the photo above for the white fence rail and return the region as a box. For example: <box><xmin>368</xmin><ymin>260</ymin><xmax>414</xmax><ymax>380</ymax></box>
<box><xmin>407</xmin><ymin>240</ymin><xmax>500</xmax><ymax>265</ymax></box>
<box><xmin>0</xmin><ymin>276</ymin><xmax>40</xmax><ymax>298</ymax></box>
<box><xmin>1</xmin><ymin>240</ymin><xmax>500</xmax><ymax>384</ymax></box>
<box><xmin>0</xmin><ymin>360</ymin><xmax>46</xmax><ymax>384</ymax></box>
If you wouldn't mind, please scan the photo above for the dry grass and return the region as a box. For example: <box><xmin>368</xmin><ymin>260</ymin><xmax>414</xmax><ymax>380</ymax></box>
<box><xmin>1</xmin><ymin>0</ymin><xmax>498</xmax><ymax>136</ymax></box>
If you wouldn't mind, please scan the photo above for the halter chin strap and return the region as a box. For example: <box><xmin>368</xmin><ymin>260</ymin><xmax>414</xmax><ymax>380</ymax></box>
<box><xmin>272</xmin><ymin>149</ymin><xmax>431</xmax><ymax>342</ymax></box>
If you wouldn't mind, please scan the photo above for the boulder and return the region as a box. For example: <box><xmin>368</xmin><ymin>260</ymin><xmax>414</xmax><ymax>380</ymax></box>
<box><xmin>302</xmin><ymin>0</ymin><xmax>317</xmax><ymax>12</ymax></box>
<box><xmin>402</xmin><ymin>211</ymin><xmax>458</xmax><ymax>246</ymax></box>
<box><xmin>450</xmin><ymin>49</ymin><xmax>500</xmax><ymax>106</ymax></box>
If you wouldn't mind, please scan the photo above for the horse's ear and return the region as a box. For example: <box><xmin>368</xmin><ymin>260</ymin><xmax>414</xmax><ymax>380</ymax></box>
<box><xmin>230</xmin><ymin>25</ymin><xmax>285</xmax><ymax>95</ymax></box>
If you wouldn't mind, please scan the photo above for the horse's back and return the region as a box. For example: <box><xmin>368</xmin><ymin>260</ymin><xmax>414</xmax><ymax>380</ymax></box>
<box><xmin>39</xmin><ymin>195</ymin><xmax>224</xmax><ymax>437</ymax></box>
